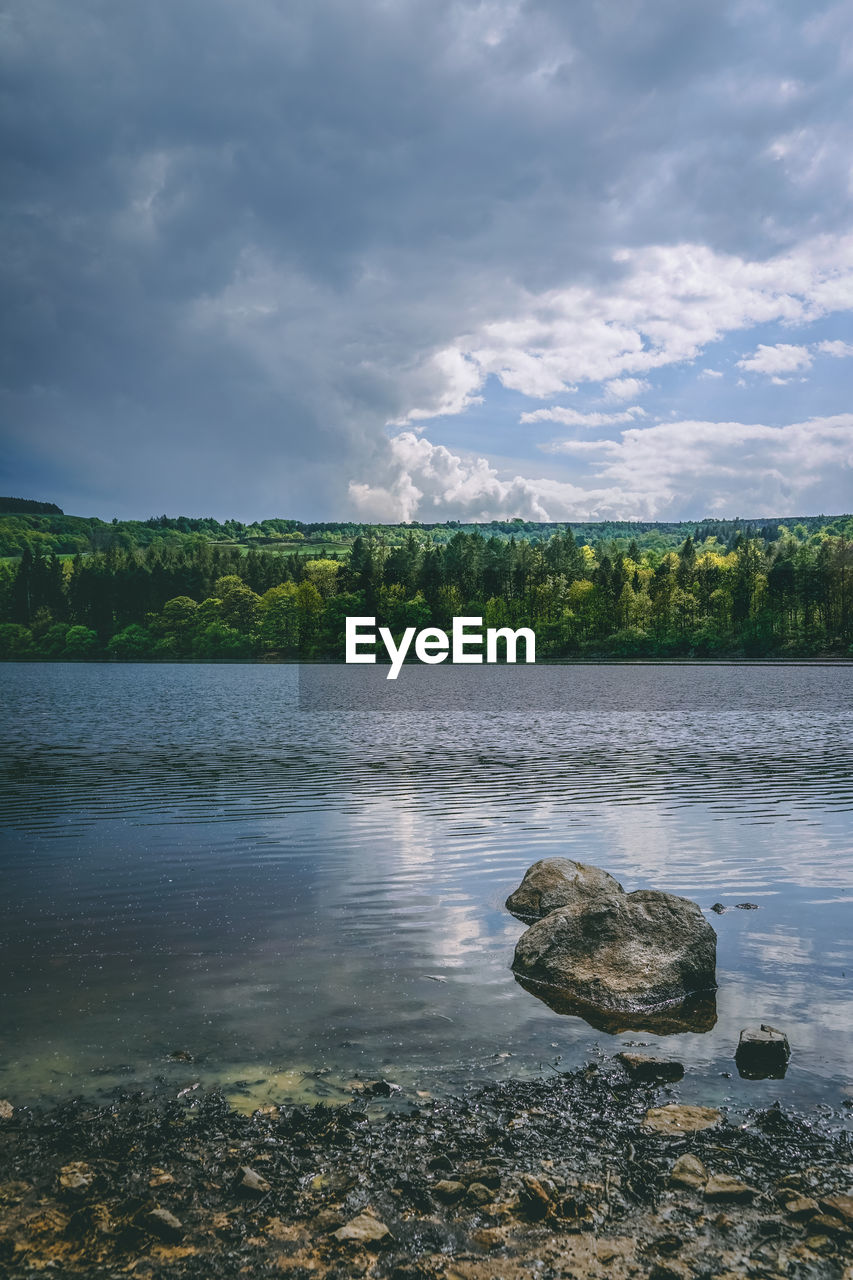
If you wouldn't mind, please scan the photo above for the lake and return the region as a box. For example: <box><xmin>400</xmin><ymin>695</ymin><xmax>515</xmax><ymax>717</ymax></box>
<box><xmin>0</xmin><ymin>661</ymin><xmax>851</xmax><ymax>1116</ymax></box>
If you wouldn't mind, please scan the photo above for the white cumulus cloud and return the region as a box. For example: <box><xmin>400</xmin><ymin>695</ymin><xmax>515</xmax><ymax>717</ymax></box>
<box><xmin>816</xmin><ymin>339</ymin><xmax>853</xmax><ymax>358</ymax></box>
<box><xmin>398</xmin><ymin>234</ymin><xmax>853</xmax><ymax>420</ymax></box>
<box><xmin>604</xmin><ymin>377</ymin><xmax>651</xmax><ymax>401</ymax></box>
<box><xmin>519</xmin><ymin>405</ymin><xmax>644</xmax><ymax>427</ymax></box>
<box><xmin>351</xmin><ymin>415</ymin><xmax>853</xmax><ymax>522</ymax></box>
<box><xmin>736</xmin><ymin>343</ymin><xmax>813</xmax><ymax>376</ymax></box>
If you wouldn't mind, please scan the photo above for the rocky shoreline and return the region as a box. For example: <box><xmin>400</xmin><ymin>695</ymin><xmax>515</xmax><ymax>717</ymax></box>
<box><xmin>1</xmin><ymin>1065</ymin><xmax>851</xmax><ymax>1279</ymax></box>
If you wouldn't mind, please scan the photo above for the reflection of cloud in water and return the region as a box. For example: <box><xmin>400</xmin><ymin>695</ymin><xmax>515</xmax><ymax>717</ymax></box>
<box><xmin>743</xmin><ymin>929</ymin><xmax>814</xmax><ymax>969</ymax></box>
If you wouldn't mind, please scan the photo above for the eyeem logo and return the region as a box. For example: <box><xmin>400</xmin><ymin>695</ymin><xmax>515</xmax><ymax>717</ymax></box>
<box><xmin>345</xmin><ymin>616</ymin><xmax>536</xmax><ymax>680</ymax></box>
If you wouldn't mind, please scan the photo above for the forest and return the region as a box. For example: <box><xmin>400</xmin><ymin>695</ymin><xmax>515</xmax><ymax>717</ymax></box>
<box><xmin>1</xmin><ymin>506</ymin><xmax>851</xmax><ymax>661</ymax></box>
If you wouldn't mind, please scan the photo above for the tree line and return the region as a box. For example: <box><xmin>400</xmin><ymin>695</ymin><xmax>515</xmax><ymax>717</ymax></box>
<box><xmin>0</xmin><ymin>497</ymin><xmax>848</xmax><ymax>558</ymax></box>
<box><xmin>1</xmin><ymin>520</ymin><xmax>851</xmax><ymax>660</ymax></box>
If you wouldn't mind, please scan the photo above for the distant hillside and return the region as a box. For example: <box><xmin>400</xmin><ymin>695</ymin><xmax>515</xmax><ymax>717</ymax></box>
<box><xmin>0</xmin><ymin>504</ymin><xmax>850</xmax><ymax>560</ymax></box>
<box><xmin>0</xmin><ymin>497</ymin><xmax>63</xmax><ymax>515</ymax></box>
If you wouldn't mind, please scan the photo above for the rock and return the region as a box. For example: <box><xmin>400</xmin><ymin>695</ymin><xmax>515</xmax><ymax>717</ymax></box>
<box><xmin>168</xmin><ymin>1049</ymin><xmax>194</xmax><ymax>1062</ymax></box>
<box><xmin>735</xmin><ymin>1024</ymin><xmax>790</xmax><ymax>1079</ymax></box>
<box><xmin>517</xmin><ymin>978</ymin><xmax>717</xmax><ymax>1034</ymax></box>
<box><xmin>149</xmin><ymin>1167</ymin><xmax>174</xmax><ymax>1188</ymax></box>
<box><xmin>704</xmin><ymin>1175</ymin><xmax>759</xmax><ymax>1203</ymax></box>
<box><xmin>669</xmin><ymin>1154</ymin><xmax>708</xmax><ymax>1190</ymax></box>
<box><xmin>785</xmin><ymin>1196</ymin><xmax>819</xmax><ymax>1220</ymax></box>
<box><xmin>427</xmin><ymin>1154</ymin><xmax>453</xmax><ymax>1173</ymax></box>
<box><xmin>237</xmin><ymin>1165</ymin><xmax>271</xmax><ymax>1196</ymax></box>
<box><xmin>710</xmin><ymin>903</ymin><xmax>726</xmax><ymax>914</ymax></box>
<box><xmin>642</xmin><ymin>1104</ymin><xmax>721</xmax><ymax>1135</ymax></box>
<box><xmin>820</xmin><ymin>1193</ymin><xmax>853</xmax><ymax>1226</ymax></box>
<box><xmin>735</xmin><ymin>902</ymin><xmax>759</xmax><ymax>910</ymax></box>
<box><xmin>332</xmin><ymin>1213</ymin><xmax>390</xmax><ymax>1246</ymax></box>
<box><xmin>512</xmin><ymin>875</ymin><xmax>717</xmax><ymax>1017</ymax></box>
<box><xmin>616</xmin><ymin>1052</ymin><xmax>684</xmax><ymax>1083</ymax></box>
<box><xmin>471</xmin><ymin>1227</ymin><xmax>504</xmax><ymax>1251</ymax></box>
<box><xmin>518</xmin><ymin>1173</ymin><xmax>553</xmax><ymax>1219</ymax></box>
<box><xmin>364</xmin><ymin>1079</ymin><xmax>401</xmax><ymax>1097</ymax></box>
<box><xmin>649</xmin><ymin>1263</ymin><xmax>694</xmax><ymax>1280</ymax></box>
<box><xmin>142</xmin><ymin>1207</ymin><xmax>183</xmax><ymax>1240</ymax></box>
<box><xmin>432</xmin><ymin>1179</ymin><xmax>466</xmax><ymax>1203</ymax></box>
<box><xmin>0</xmin><ymin>1100</ymin><xmax>13</xmax><ymax>1120</ymax></box>
<box><xmin>809</xmin><ymin>1213</ymin><xmax>850</xmax><ymax>1237</ymax></box>
<box><xmin>466</xmin><ymin>1182</ymin><xmax>492</xmax><ymax>1206</ymax></box>
<box><xmin>506</xmin><ymin>858</ymin><xmax>623</xmax><ymax>920</ymax></box>
<box><xmin>59</xmin><ymin>1162</ymin><xmax>96</xmax><ymax>1195</ymax></box>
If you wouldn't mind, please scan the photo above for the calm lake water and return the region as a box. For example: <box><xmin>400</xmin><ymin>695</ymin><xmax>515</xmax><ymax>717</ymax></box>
<box><xmin>1</xmin><ymin>662</ymin><xmax>851</xmax><ymax>1116</ymax></box>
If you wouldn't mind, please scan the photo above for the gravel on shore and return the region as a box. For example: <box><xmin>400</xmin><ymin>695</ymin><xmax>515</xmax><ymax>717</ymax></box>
<box><xmin>1</xmin><ymin>1064</ymin><xmax>851</xmax><ymax>1279</ymax></box>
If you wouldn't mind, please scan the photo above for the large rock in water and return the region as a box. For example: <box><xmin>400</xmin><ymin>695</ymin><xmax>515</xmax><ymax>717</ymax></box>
<box><xmin>506</xmin><ymin>858</ymin><xmax>623</xmax><ymax>920</ymax></box>
<box><xmin>511</xmin><ymin>869</ymin><xmax>716</xmax><ymax>1017</ymax></box>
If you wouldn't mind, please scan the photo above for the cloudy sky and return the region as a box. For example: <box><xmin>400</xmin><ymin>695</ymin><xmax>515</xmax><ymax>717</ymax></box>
<box><xmin>2</xmin><ymin>0</ymin><xmax>852</xmax><ymax>522</ymax></box>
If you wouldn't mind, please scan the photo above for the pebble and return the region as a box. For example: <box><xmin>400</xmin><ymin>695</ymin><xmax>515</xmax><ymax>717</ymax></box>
<box><xmin>669</xmin><ymin>1154</ymin><xmax>708</xmax><ymax>1190</ymax></box>
<box><xmin>704</xmin><ymin>1174</ymin><xmax>759</xmax><ymax>1203</ymax></box>
<box><xmin>59</xmin><ymin>1162</ymin><xmax>96</xmax><ymax>1194</ymax></box>
<box><xmin>642</xmin><ymin>1104</ymin><xmax>721</xmax><ymax>1135</ymax></box>
<box><xmin>432</xmin><ymin>1179</ymin><xmax>466</xmax><ymax>1203</ymax></box>
<box><xmin>142</xmin><ymin>1206</ymin><xmax>183</xmax><ymax>1240</ymax></box>
<box><xmin>237</xmin><ymin>1165</ymin><xmax>271</xmax><ymax>1195</ymax></box>
<box><xmin>332</xmin><ymin>1213</ymin><xmax>390</xmax><ymax>1246</ymax></box>
<box><xmin>820</xmin><ymin>1193</ymin><xmax>853</xmax><ymax>1226</ymax></box>
<box><xmin>784</xmin><ymin>1195</ymin><xmax>819</xmax><ymax>1219</ymax></box>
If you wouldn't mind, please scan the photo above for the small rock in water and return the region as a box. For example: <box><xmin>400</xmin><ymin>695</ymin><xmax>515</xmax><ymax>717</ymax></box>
<box><xmin>237</xmin><ymin>1165</ymin><xmax>271</xmax><ymax>1196</ymax></box>
<box><xmin>0</xmin><ymin>1100</ymin><xmax>13</xmax><ymax>1120</ymax></box>
<box><xmin>364</xmin><ymin>1079</ymin><xmax>401</xmax><ymax>1097</ymax></box>
<box><xmin>332</xmin><ymin>1213</ymin><xmax>391</xmax><ymax>1246</ymax></box>
<box><xmin>616</xmin><ymin>1052</ymin><xmax>684</xmax><ymax>1083</ymax></box>
<box><xmin>642</xmin><ymin>1104</ymin><xmax>721</xmax><ymax>1135</ymax></box>
<box><xmin>142</xmin><ymin>1206</ymin><xmax>184</xmax><ymax>1240</ymax></box>
<box><xmin>168</xmin><ymin>1049</ymin><xmax>194</xmax><ymax>1062</ymax></box>
<box><xmin>669</xmin><ymin>1154</ymin><xmax>708</xmax><ymax>1190</ymax></box>
<box><xmin>735</xmin><ymin>1024</ymin><xmax>790</xmax><ymax>1079</ymax></box>
<box><xmin>734</xmin><ymin>902</ymin><xmax>759</xmax><ymax>910</ymax></box>
<box><xmin>705</xmin><ymin>1174</ymin><xmax>758</xmax><ymax>1203</ymax></box>
<box><xmin>710</xmin><ymin>903</ymin><xmax>727</xmax><ymax>914</ymax></box>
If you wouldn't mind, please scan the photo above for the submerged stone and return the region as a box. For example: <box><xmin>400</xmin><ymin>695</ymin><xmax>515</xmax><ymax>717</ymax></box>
<box><xmin>616</xmin><ymin>1052</ymin><xmax>684</xmax><ymax>1083</ymax></box>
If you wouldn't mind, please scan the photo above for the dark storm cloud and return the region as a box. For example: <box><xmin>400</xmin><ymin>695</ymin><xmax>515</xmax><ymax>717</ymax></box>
<box><xmin>1</xmin><ymin>0</ymin><xmax>851</xmax><ymax>518</ymax></box>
